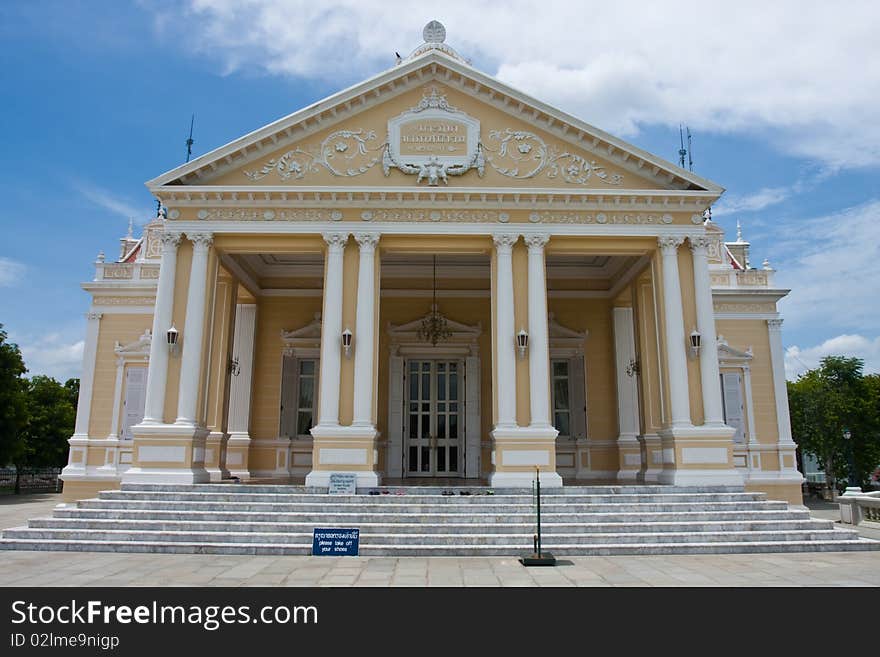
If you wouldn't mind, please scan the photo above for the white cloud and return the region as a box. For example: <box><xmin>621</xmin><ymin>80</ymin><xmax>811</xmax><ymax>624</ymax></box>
<box><xmin>713</xmin><ymin>187</ymin><xmax>792</xmax><ymax>217</ymax></box>
<box><xmin>785</xmin><ymin>335</ymin><xmax>880</xmax><ymax>381</ymax></box>
<box><xmin>149</xmin><ymin>0</ymin><xmax>880</xmax><ymax>168</ymax></box>
<box><xmin>774</xmin><ymin>199</ymin><xmax>880</xmax><ymax>336</ymax></box>
<box><xmin>15</xmin><ymin>332</ymin><xmax>85</xmax><ymax>383</ymax></box>
<box><xmin>74</xmin><ymin>180</ymin><xmax>143</xmax><ymax>222</ymax></box>
<box><xmin>0</xmin><ymin>257</ymin><xmax>25</xmax><ymax>287</ymax></box>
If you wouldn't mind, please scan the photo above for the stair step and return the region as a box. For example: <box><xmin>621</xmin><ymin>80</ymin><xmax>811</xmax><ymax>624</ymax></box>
<box><xmin>28</xmin><ymin>517</ymin><xmax>833</xmax><ymax>534</ymax></box>
<box><xmin>2</xmin><ymin>527</ymin><xmax>860</xmax><ymax>546</ymax></box>
<box><xmin>0</xmin><ymin>537</ymin><xmax>875</xmax><ymax>556</ymax></box>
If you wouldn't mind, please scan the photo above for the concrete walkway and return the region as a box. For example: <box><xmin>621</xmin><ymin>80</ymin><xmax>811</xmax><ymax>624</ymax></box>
<box><xmin>1</xmin><ymin>493</ymin><xmax>878</xmax><ymax>587</ymax></box>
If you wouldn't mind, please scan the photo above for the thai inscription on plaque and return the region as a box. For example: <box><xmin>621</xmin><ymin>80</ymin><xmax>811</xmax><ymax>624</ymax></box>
<box><xmin>399</xmin><ymin>119</ymin><xmax>469</xmax><ymax>156</ymax></box>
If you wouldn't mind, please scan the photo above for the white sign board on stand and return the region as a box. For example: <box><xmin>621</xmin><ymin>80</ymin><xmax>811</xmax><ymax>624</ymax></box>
<box><xmin>328</xmin><ymin>472</ymin><xmax>357</xmax><ymax>495</ymax></box>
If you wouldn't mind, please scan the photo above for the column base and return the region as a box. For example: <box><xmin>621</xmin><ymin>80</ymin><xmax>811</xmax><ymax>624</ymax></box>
<box><xmin>225</xmin><ymin>432</ymin><xmax>252</xmax><ymax>480</ymax></box>
<box><xmin>656</xmin><ymin>425</ymin><xmax>743</xmax><ymax>487</ymax></box>
<box><xmin>616</xmin><ymin>434</ymin><xmax>642</xmax><ymax>482</ymax></box>
<box><xmin>204</xmin><ymin>431</ymin><xmax>230</xmax><ymax>482</ymax></box>
<box><xmin>121</xmin><ymin>423</ymin><xmax>210</xmax><ymax>485</ymax></box>
<box><xmin>489</xmin><ymin>425</ymin><xmax>562</xmax><ymax>488</ymax></box>
<box><xmin>305</xmin><ymin>424</ymin><xmax>381</xmax><ymax>488</ymax></box>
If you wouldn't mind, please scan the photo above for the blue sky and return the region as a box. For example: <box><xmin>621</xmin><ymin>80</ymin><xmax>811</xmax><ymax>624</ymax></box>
<box><xmin>1</xmin><ymin>1</ymin><xmax>878</xmax><ymax>382</ymax></box>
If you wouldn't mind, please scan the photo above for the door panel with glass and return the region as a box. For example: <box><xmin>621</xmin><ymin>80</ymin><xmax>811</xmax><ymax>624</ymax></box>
<box><xmin>405</xmin><ymin>360</ymin><xmax>463</xmax><ymax>476</ymax></box>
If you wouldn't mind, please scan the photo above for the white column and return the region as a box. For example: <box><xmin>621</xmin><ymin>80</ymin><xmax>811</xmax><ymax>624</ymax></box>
<box><xmin>690</xmin><ymin>236</ymin><xmax>725</xmax><ymax>426</ymax></box>
<box><xmin>767</xmin><ymin>319</ymin><xmax>794</xmax><ymax>445</ymax></box>
<box><xmin>71</xmin><ymin>311</ymin><xmax>102</xmax><ymax>437</ymax></box>
<box><xmin>175</xmin><ymin>232</ymin><xmax>214</xmax><ymax>426</ymax></box>
<box><xmin>493</xmin><ymin>233</ymin><xmax>518</xmax><ymax>429</ymax></box>
<box><xmin>613</xmin><ymin>307</ymin><xmax>641</xmax><ymax>440</ymax></box>
<box><xmin>316</xmin><ymin>232</ymin><xmax>347</xmax><ymax>427</ymax></box>
<box><xmin>107</xmin><ymin>357</ymin><xmax>125</xmax><ymax>439</ymax></box>
<box><xmin>227</xmin><ymin>304</ymin><xmax>257</xmax><ymax>436</ymax></box>
<box><xmin>142</xmin><ymin>231</ymin><xmax>181</xmax><ymax>424</ymax></box>
<box><xmin>352</xmin><ymin>232</ymin><xmax>379</xmax><ymax>427</ymax></box>
<box><xmin>525</xmin><ymin>234</ymin><xmax>552</xmax><ymax>428</ymax></box>
<box><xmin>658</xmin><ymin>236</ymin><xmax>692</xmax><ymax>428</ymax></box>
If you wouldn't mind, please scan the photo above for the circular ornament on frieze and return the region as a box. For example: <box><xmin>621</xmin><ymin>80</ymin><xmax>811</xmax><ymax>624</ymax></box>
<box><xmin>528</xmin><ymin>212</ymin><xmax>541</xmax><ymax>223</ymax></box>
<box><xmin>661</xmin><ymin>214</ymin><xmax>674</xmax><ymax>224</ymax></box>
<box><xmin>596</xmin><ymin>213</ymin><xmax>608</xmax><ymax>224</ymax></box>
<box><xmin>498</xmin><ymin>212</ymin><xmax>510</xmax><ymax>223</ymax></box>
<box><xmin>691</xmin><ymin>213</ymin><xmax>704</xmax><ymax>225</ymax></box>
<box><xmin>361</xmin><ymin>211</ymin><xmax>374</xmax><ymax>221</ymax></box>
<box><xmin>168</xmin><ymin>209</ymin><xmax>180</xmax><ymax>220</ymax></box>
<box><xmin>331</xmin><ymin>210</ymin><xmax>343</xmax><ymax>221</ymax></box>
<box><xmin>196</xmin><ymin>209</ymin><xmax>208</xmax><ymax>220</ymax></box>
<box><xmin>263</xmin><ymin>210</ymin><xmax>276</xmax><ymax>220</ymax></box>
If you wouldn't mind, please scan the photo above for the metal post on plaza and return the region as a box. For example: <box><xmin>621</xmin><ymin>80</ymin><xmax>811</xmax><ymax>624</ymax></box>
<box><xmin>520</xmin><ymin>466</ymin><xmax>556</xmax><ymax>567</ymax></box>
<box><xmin>842</xmin><ymin>428</ymin><xmax>860</xmax><ymax>494</ymax></box>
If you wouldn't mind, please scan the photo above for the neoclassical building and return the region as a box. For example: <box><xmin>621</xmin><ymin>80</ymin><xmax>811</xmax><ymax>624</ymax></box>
<box><xmin>60</xmin><ymin>22</ymin><xmax>803</xmax><ymax>505</ymax></box>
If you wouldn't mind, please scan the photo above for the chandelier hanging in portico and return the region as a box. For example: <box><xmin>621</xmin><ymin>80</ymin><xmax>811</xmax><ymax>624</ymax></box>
<box><xmin>417</xmin><ymin>255</ymin><xmax>453</xmax><ymax>346</ymax></box>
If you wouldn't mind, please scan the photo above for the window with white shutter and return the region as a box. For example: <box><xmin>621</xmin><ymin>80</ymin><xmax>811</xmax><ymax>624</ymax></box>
<box><xmin>721</xmin><ymin>372</ymin><xmax>745</xmax><ymax>444</ymax></box>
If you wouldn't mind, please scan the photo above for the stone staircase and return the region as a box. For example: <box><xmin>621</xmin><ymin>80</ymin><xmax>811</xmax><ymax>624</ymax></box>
<box><xmin>1</xmin><ymin>483</ymin><xmax>876</xmax><ymax>556</ymax></box>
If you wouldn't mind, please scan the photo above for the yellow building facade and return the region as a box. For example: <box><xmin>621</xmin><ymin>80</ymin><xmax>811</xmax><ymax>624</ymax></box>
<box><xmin>60</xmin><ymin>23</ymin><xmax>804</xmax><ymax>506</ymax></box>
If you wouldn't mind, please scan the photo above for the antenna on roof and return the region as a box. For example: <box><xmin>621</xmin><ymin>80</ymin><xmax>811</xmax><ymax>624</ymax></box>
<box><xmin>185</xmin><ymin>114</ymin><xmax>195</xmax><ymax>163</ymax></box>
<box><xmin>678</xmin><ymin>125</ymin><xmax>694</xmax><ymax>172</ymax></box>
<box><xmin>678</xmin><ymin>125</ymin><xmax>687</xmax><ymax>169</ymax></box>
<box><xmin>686</xmin><ymin>127</ymin><xmax>693</xmax><ymax>172</ymax></box>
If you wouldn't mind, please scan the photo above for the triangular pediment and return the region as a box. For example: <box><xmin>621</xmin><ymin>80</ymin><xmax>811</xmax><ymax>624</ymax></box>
<box><xmin>148</xmin><ymin>51</ymin><xmax>721</xmax><ymax>196</ymax></box>
<box><xmin>717</xmin><ymin>339</ymin><xmax>753</xmax><ymax>361</ymax></box>
<box><xmin>388</xmin><ymin>308</ymin><xmax>482</xmax><ymax>339</ymax></box>
<box><xmin>114</xmin><ymin>330</ymin><xmax>151</xmax><ymax>358</ymax></box>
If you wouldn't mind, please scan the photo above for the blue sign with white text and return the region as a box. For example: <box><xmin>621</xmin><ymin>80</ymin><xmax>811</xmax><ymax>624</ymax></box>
<box><xmin>312</xmin><ymin>528</ymin><xmax>360</xmax><ymax>556</ymax></box>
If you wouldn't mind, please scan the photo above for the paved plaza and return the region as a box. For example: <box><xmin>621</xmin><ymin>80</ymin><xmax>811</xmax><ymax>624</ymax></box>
<box><xmin>1</xmin><ymin>494</ymin><xmax>878</xmax><ymax>587</ymax></box>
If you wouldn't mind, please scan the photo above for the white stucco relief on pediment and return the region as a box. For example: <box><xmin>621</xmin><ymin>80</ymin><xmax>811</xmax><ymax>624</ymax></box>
<box><xmin>243</xmin><ymin>86</ymin><xmax>627</xmax><ymax>188</ymax></box>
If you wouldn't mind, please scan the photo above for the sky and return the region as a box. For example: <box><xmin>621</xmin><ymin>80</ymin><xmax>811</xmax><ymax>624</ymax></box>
<box><xmin>0</xmin><ymin>0</ymin><xmax>878</xmax><ymax>383</ymax></box>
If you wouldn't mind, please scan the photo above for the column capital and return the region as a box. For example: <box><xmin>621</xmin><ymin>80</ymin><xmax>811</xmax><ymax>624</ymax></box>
<box><xmin>354</xmin><ymin>232</ymin><xmax>380</xmax><ymax>251</ymax></box>
<box><xmin>493</xmin><ymin>233</ymin><xmax>519</xmax><ymax>252</ymax></box>
<box><xmin>767</xmin><ymin>318</ymin><xmax>784</xmax><ymax>331</ymax></box>
<box><xmin>658</xmin><ymin>235</ymin><xmax>685</xmax><ymax>255</ymax></box>
<box><xmin>186</xmin><ymin>232</ymin><xmax>214</xmax><ymax>251</ymax></box>
<box><xmin>322</xmin><ymin>232</ymin><xmax>349</xmax><ymax>250</ymax></box>
<box><xmin>160</xmin><ymin>231</ymin><xmax>183</xmax><ymax>250</ymax></box>
<box><xmin>524</xmin><ymin>234</ymin><xmax>550</xmax><ymax>251</ymax></box>
<box><xmin>689</xmin><ymin>235</ymin><xmax>712</xmax><ymax>254</ymax></box>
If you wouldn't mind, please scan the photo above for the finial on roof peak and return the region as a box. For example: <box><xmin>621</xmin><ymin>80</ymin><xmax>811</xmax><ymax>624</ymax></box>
<box><xmin>736</xmin><ymin>220</ymin><xmax>743</xmax><ymax>242</ymax></box>
<box><xmin>126</xmin><ymin>218</ymin><xmax>134</xmax><ymax>239</ymax></box>
<box><xmin>423</xmin><ymin>20</ymin><xmax>446</xmax><ymax>43</ymax></box>
<box><xmin>400</xmin><ymin>20</ymin><xmax>469</xmax><ymax>65</ymax></box>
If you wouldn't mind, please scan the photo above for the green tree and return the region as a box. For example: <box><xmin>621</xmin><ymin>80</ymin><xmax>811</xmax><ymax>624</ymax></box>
<box><xmin>788</xmin><ymin>356</ymin><xmax>880</xmax><ymax>493</ymax></box>
<box><xmin>21</xmin><ymin>375</ymin><xmax>76</xmax><ymax>469</ymax></box>
<box><xmin>0</xmin><ymin>324</ymin><xmax>29</xmax><ymax>473</ymax></box>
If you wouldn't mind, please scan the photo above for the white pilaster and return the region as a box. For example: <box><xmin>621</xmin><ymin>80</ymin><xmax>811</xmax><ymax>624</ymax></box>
<box><xmin>767</xmin><ymin>319</ymin><xmax>795</xmax><ymax>445</ymax></box>
<box><xmin>493</xmin><ymin>233</ymin><xmax>518</xmax><ymax>429</ymax></box>
<box><xmin>71</xmin><ymin>311</ymin><xmax>102</xmax><ymax>438</ymax></box>
<box><xmin>525</xmin><ymin>234</ymin><xmax>553</xmax><ymax>429</ymax></box>
<box><xmin>227</xmin><ymin>304</ymin><xmax>257</xmax><ymax>437</ymax></box>
<box><xmin>107</xmin><ymin>357</ymin><xmax>125</xmax><ymax>439</ymax></box>
<box><xmin>175</xmin><ymin>232</ymin><xmax>214</xmax><ymax>425</ymax></box>
<box><xmin>316</xmin><ymin>232</ymin><xmax>348</xmax><ymax>427</ymax></box>
<box><xmin>142</xmin><ymin>231</ymin><xmax>181</xmax><ymax>424</ymax></box>
<box><xmin>352</xmin><ymin>232</ymin><xmax>379</xmax><ymax>427</ymax></box>
<box><xmin>613</xmin><ymin>307</ymin><xmax>641</xmax><ymax>440</ymax></box>
<box><xmin>690</xmin><ymin>236</ymin><xmax>725</xmax><ymax>426</ymax></box>
<box><xmin>658</xmin><ymin>236</ymin><xmax>692</xmax><ymax>428</ymax></box>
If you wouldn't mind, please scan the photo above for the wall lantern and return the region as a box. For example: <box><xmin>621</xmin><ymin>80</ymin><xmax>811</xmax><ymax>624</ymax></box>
<box><xmin>166</xmin><ymin>325</ymin><xmax>179</xmax><ymax>355</ymax></box>
<box><xmin>516</xmin><ymin>329</ymin><xmax>529</xmax><ymax>360</ymax></box>
<box><xmin>689</xmin><ymin>328</ymin><xmax>702</xmax><ymax>359</ymax></box>
<box><xmin>342</xmin><ymin>328</ymin><xmax>353</xmax><ymax>358</ymax></box>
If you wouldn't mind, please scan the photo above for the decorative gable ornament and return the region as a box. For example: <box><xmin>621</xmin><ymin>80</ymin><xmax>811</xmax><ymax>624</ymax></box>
<box><xmin>382</xmin><ymin>87</ymin><xmax>484</xmax><ymax>186</ymax></box>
